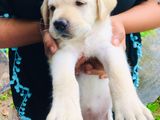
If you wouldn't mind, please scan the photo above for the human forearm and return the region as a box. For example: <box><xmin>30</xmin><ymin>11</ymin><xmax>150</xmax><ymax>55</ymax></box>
<box><xmin>0</xmin><ymin>18</ymin><xmax>42</xmax><ymax>48</ymax></box>
<box><xmin>113</xmin><ymin>0</ymin><xmax>160</xmax><ymax>34</ymax></box>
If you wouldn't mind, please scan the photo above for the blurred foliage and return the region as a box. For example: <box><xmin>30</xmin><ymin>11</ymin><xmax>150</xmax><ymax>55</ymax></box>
<box><xmin>147</xmin><ymin>97</ymin><xmax>160</xmax><ymax>119</ymax></box>
<box><xmin>0</xmin><ymin>90</ymin><xmax>15</xmax><ymax>109</ymax></box>
<box><xmin>0</xmin><ymin>90</ymin><xmax>11</xmax><ymax>101</ymax></box>
<box><xmin>0</xmin><ymin>92</ymin><xmax>8</xmax><ymax>101</ymax></box>
<box><xmin>140</xmin><ymin>30</ymin><xmax>157</xmax><ymax>38</ymax></box>
<box><xmin>141</xmin><ymin>29</ymin><xmax>160</xmax><ymax>119</ymax></box>
<box><xmin>0</xmin><ymin>48</ymin><xmax>9</xmax><ymax>58</ymax></box>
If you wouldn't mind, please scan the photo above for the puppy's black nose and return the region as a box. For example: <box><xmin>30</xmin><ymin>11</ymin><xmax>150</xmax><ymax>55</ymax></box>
<box><xmin>54</xmin><ymin>19</ymin><xmax>69</xmax><ymax>33</ymax></box>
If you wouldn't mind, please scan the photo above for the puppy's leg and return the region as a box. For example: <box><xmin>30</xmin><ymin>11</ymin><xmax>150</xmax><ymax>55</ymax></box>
<box><xmin>96</xmin><ymin>45</ymin><xmax>153</xmax><ymax>120</ymax></box>
<box><xmin>46</xmin><ymin>48</ymin><xmax>83</xmax><ymax>120</ymax></box>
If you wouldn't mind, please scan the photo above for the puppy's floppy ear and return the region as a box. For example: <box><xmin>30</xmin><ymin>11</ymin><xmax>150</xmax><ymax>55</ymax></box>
<box><xmin>41</xmin><ymin>0</ymin><xmax>49</xmax><ymax>25</ymax></box>
<box><xmin>97</xmin><ymin>0</ymin><xmax>117</xmax><ymax>20</ymax></box>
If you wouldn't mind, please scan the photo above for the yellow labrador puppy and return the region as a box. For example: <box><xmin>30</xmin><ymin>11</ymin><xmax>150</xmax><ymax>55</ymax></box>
<box><xmin>41</xmin><ymin>0</ymin><xmax>154</xmax><ymax>120</ymax></box>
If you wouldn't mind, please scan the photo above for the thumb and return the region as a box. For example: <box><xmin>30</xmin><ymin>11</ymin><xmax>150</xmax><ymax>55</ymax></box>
<box><xmin>112</xmin><ymin>35</ymin><xmax>120</xmax><ymax>46</ymax></box>
<box><xmin>112</xmin><ymin>32</ymin><xmax>125</xmax><ymax>47</ymax></box>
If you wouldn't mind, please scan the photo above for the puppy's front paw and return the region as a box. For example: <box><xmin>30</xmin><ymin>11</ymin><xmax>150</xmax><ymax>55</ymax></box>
<box><xmin>113</xmin><ymin>97</ymin><xmax>154</xmax><ymax>120</ymax></box>
<box><xmin>46</xmin><ymin>99</ymin><xmax>83</xmax><ymax>120</ymax></box>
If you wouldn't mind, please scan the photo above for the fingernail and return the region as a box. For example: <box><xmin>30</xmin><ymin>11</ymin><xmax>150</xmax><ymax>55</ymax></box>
<box><xmin>100</xmin><ymin>74</ymin><xmax>107</xmax><ymax>79</ymax></box>
<box><xmin>113</xmin><ymin>38</ymin><xmax>120</xmax><ymax>46</ymax></box>
<box><xmin>50</xmin><ymin>47</ymin><xmax>55</xmax><ymax>53</ymax></box>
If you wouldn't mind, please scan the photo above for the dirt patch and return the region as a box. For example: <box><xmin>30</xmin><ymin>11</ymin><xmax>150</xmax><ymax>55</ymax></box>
<box><xmin>0</xmin><ymin>52</ymin><xmax>19</xmax><ymax>120</ymax></box>
<box><xmin>0</xmin><ymin>90</ymin><xmax>19</xmax><ymax>120</ymax></box>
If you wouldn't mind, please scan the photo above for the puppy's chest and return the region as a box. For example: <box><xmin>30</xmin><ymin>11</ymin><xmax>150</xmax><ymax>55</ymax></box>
<box><xmin>84</xmin><ymin>28</ymin><xmax>112</xmax><ymax>57</ymax></box>
<box><xmin>58</xmin><ymin>22</ymin><xmax>112</xmax><ymax>57</ymax></box>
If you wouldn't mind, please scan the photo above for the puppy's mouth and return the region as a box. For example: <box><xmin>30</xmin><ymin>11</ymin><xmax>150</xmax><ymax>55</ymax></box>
<box><xmin>61</xmin><ymin>34</ymin><xmax>73</xmax><ymax>38</ymax></box>
<box><xmin>55</xmin><ymin>31</ymin><xmax>73</xmax><ymax>40</ymax></box>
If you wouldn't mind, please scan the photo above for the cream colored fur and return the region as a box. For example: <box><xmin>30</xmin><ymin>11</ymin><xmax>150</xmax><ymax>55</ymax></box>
<box><xmin>41</xmin><ymin>0</ymin><xmax>154</xmax><ymax>119</ymax></box>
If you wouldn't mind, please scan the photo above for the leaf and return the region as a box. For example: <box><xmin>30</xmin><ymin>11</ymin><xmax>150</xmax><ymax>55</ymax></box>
<box><xmin>147</xmin><ymin>103</ymin><xmax>159</xmax><ymax>112</ymax></box>
<box><xmin>156</xmin><ymin>116</ymin><xmax>160</xmax><ymax>120</ymax></box>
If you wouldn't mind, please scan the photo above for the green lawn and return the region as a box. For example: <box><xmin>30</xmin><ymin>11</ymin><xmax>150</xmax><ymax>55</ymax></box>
<box><xmin>147</xmin><ymin>97</ymin><xmax>160</xmax><ymax>120</ymax></box>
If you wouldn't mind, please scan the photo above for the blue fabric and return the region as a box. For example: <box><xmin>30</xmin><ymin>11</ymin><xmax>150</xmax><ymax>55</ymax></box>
<box><xmin>10</xmin><ymin>48</ymin><xmax>32</xmax><ymax>120</ymax></box>
<box><xmin>130</xmin><ymin>34</ymin><xmax>142</xmax><ymax>88</ymax></box>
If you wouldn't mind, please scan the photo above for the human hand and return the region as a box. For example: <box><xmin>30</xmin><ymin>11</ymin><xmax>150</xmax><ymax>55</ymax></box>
<box><xmin>42</xmin><ymin>31</ymin><xmax>58</xmax><ymax>58</ymax></box>
<box><xmin>75</xmin><ymin>56</ymin><xmax>107</xmax><ymax>79</ymax></box>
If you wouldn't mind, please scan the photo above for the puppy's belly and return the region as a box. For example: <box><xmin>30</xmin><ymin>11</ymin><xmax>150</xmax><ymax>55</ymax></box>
<box><xmin>77</xmin><ymin>74</ymin><xmax>112</xmax><ymax>120</ymax></box>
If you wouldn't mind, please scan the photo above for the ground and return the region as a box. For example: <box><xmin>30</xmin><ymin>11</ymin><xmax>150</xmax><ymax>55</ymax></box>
<box><xmin>0</xmin><ymin>90</ymin><xmax>19</xmax><ymax>120</ymax></box>
<box><xmin>0</xmin><ymin>54</ymin><xmax>19</xmax><ymax>120</ymax></box>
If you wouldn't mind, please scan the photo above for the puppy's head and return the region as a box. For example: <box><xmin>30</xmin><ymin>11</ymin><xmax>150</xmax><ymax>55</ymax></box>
<box><xmin>41</xmin><ymin>0</ymin><xmax>117</xmax><ymax>40</ymax></box>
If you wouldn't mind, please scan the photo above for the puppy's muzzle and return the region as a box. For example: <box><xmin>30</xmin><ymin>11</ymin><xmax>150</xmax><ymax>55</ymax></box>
<box><xmin>53</xmin><ymin>19</ymin><xmax>71</xmax><ymax>38</ymax></box>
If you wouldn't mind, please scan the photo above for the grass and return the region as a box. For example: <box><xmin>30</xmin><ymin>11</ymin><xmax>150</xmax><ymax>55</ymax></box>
<box><xmin>0</xmin><ymin>90</ymin><xmax>15</xmax><ymax>109</ymax></box>
<box><xmin>147</xmin><ymin>96</ymin><xmax>160</xmax><ymax>120</ymax></box>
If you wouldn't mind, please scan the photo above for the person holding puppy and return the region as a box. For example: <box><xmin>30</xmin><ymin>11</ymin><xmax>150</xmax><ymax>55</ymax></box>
<box><xmin>0</xmin><ymin>0</ymin><xmax>160</xmax><ymax>119</ymax></box>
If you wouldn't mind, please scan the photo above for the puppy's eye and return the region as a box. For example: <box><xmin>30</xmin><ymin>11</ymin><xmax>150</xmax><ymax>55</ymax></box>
<box><xmin>75</xmin><ymin>1</ymin><xmax>87</xmax><ymax>6</ymax></box>
<box><xmin>50</xmin><ymin>6</ymin><xmax>56</xmax><ymax>12</ymax></box>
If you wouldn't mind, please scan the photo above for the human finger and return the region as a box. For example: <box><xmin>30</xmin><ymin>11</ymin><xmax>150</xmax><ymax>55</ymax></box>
<box><xmin>75</xmin><ymin>56</ymin><xmax>87</xmax><ymax>75</ymax></box>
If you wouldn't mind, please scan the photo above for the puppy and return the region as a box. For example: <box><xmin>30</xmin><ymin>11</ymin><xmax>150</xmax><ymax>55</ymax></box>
<box><xmin>41</xmin><ymin>0</ymin><xmax>154</xmax><ymax>120</ymax></box>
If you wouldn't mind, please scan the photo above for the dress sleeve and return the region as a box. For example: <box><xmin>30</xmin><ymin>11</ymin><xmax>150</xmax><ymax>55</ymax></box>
<box><xmin>134</xmin><ymin>0</ymin><xmax>147</xmax><ymax>5</ymax></box>
<box><xmin>0</xmin><ymin>0</ymin><xmax>13</xmax><ymax>17</ymax></box>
